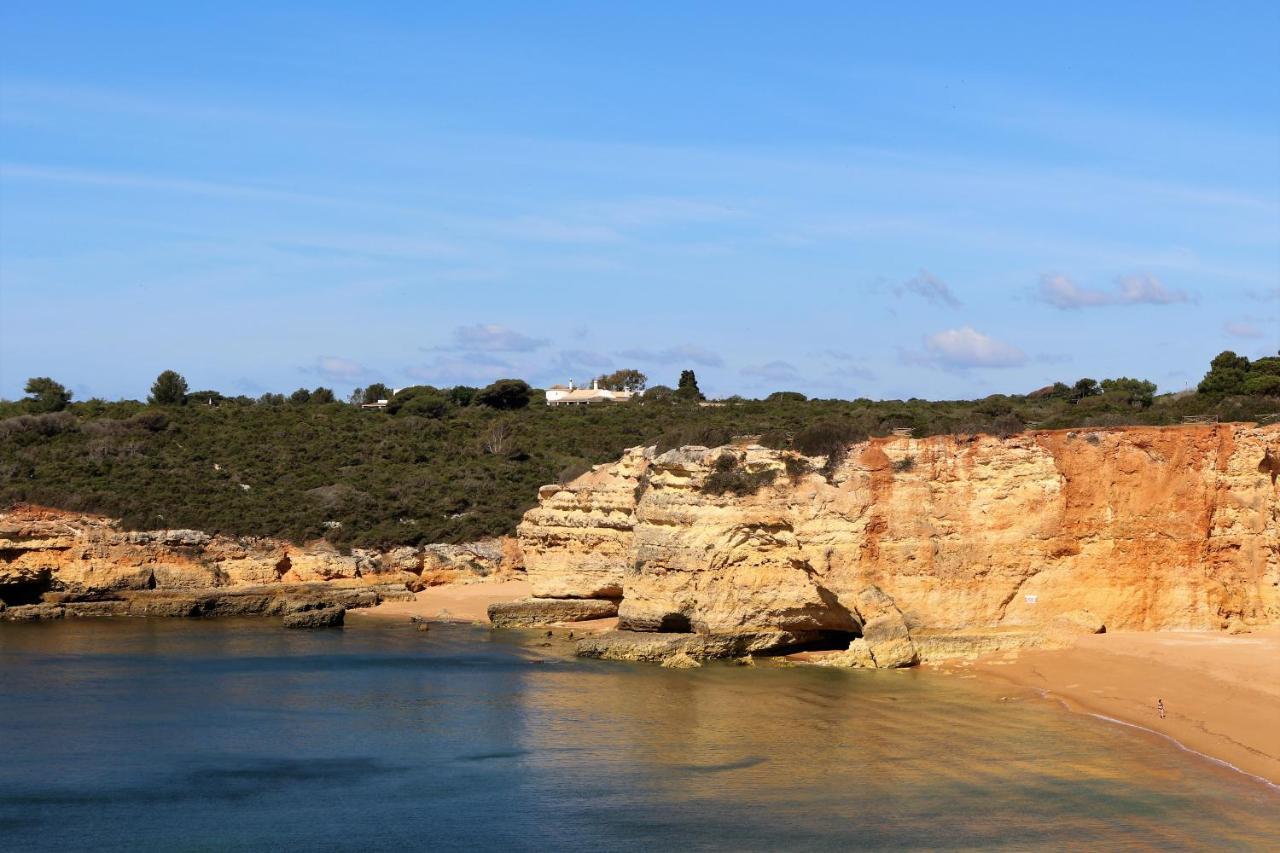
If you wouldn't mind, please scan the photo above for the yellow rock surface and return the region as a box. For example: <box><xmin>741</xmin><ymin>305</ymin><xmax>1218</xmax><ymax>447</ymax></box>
<box><xmin>518</xmin><ymin>425</ymin><xmax>1280</xmax><ymax>636</ymax></box>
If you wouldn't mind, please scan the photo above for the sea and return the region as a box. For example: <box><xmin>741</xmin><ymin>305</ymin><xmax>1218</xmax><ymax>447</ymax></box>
<box><xmin>1</xmin><ymin>618</ymin><xmax>1276</xmax><ymax>851</ymax></box>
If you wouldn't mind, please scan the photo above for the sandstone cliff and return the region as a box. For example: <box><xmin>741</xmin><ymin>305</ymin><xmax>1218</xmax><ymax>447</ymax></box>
<box><xmin>0</xmin><ymin>505</ymin><xmax>521</xmax><ymax>619</ymax></box>
<box><xmin>518</xmin><ymin>425</ymin><xmax>1280</xmax><ymax>663</ymax></box>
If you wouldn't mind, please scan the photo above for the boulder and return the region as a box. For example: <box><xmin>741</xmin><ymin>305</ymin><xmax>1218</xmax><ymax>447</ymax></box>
<box><xmin>1041</xmin><ymin>609</ymin><xmax>1107</xmax><ymax>645</ymax></box>
<box><xmin>282</xmin><ymin>606</ymin><xmax>345</xmax><ymax>629</ymax></box>
<box><xmin>660</xmin><ymin>651</ymin><xmax>702</xmax><ymax>669</ymax></box>
<box><xmin>575</xmin><ymin>629</ymin><xmax>818</xmax><ymax>662</ymax></box>
<box><xmin>488</xmin><ymin>597</ymin><xmax>618</xmax><ymax>627</ymax></box>
<box><xmin>812</xmin><ymin>639</ymin><xmax>877</xmax><ymax>668</ymax></box>
<box><xmin>854</xmin><ymin>586</ymin><xmax>918</xmax><ymax>668</ymax></box>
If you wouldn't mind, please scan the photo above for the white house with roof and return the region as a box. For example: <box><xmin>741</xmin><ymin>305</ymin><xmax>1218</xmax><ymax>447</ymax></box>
<box><xmin>545</xmin><ymin>380</ymin><xmax>636</xmax><ymax>406</ymax></box>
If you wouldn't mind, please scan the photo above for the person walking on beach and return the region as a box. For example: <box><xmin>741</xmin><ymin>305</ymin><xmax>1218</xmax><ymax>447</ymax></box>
<box><xmin>1157</xmin><ymin>699</ymin><xmax>1165</xmax><ymax>719</ymax></box>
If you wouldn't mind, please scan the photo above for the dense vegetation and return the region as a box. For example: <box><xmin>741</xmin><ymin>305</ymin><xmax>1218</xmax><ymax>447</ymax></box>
<box><xmin>2</xmin><ymin>354</ymin><xmax>1276</xmax><ymax>548</ymax></box>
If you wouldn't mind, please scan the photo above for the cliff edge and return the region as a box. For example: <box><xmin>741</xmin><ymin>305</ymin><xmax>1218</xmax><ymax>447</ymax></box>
<box><xmin>517</xmin><ymin>424</ymin><xmax>1280</xmax><ymax>664</ymax></box>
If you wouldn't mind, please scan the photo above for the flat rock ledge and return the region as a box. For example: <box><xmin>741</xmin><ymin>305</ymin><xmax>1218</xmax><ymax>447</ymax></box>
<box><xmin>487</xmin><ymin>597</ymin><xmax>618</xmax><ymax>627</ymax></box>
<box><xmin>576</xmin><ymin>629</ymin><xmax>818</xmax><ymax>662</ymax></box>
<box><xmin>283</xmin><ymin>605</ymin><xmax>346</xmax><ymax>629</ymax></box>
<box><xmin>0</xmin><ymin>583</ymin><xmax>390</xmax><ymax>622</ymax></box>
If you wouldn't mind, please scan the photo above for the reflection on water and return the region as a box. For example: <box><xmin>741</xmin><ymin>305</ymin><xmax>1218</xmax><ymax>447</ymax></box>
<box><xmin>1</xmin><ymin>619</ymin><xmax>1276</xmax><ymax>851</ymax></box>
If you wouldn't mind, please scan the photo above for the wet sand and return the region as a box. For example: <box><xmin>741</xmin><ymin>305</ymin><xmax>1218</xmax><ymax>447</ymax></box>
<box><xmin>959</xmin><ymin>628</ymin><xmax>1280</xmax><ymax>788</ymax></box>
<box><xmin>349</xmin><ymin>578</ymin><xmax>618</xmax><ymax>632</ymax></box>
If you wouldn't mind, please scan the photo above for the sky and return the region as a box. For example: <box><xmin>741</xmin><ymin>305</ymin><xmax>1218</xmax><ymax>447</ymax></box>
<box><xmin>1</xmin><ymin>2</ymin><xmax>1278</xmax><ymax>401</ymax></box>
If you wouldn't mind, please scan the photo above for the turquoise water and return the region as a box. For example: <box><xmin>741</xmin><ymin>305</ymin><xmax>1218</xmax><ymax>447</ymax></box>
<box><xmin>1</xmin><ymin>618</ymin><xmax>1276</xmax><ymax>851</ymax></box>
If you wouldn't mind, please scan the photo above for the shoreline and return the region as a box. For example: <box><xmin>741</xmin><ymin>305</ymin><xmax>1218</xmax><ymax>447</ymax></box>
<box><xmin>347</xmin><ymin>581</ymin><xmax>1280</xmax><ymax>789</ymax></box>
<box><xmin>950</xmin><ymin>628</ymin><xmax>1280</xmax><ymax>790</ymax></box>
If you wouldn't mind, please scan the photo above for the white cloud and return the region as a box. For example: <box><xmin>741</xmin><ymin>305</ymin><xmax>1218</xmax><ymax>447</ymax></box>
<box><xmin>1037</xmin><ymin>274</ymin><xmax>1113</xmax><ymax>309</ymax></box>
<box><xmin>304</xmin><ymin>356</ymin><xmax>376</xmax><ymax>383</ymax></box>
<box><xmin>616</xmin><ymin>344</ymin><xmax>724</xmax><ymax>367</ymax></box>
<box><xmin>915</xmin><ymin>327</ymin><xmax>1026</xmax><ymax>369</ymax></box>
<box><xmin>1223</xmin><ymin>321</ymin><xmax>1264</xmax><ymax>339</ymax></box>
<box><xmin>1038</xmin><ymin>273</ymin><xmax>1189</xmax><ymax>309</ymax></box>
<box><xmin>1115</xmin><ymin>273</ymin><xmax>1189</xmax><ymax>305</ymax></box>
<box><xmin>443</xmin><ymin>324</ymin><xmax>548</xmax><ymax>352</ymax></box>
<box><xmin>897</xmin><ymin>269</ymin><xmax>961</xmax><ymax>307</ymax></box>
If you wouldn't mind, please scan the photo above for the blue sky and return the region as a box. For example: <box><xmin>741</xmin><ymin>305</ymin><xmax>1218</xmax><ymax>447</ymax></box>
<box><xmin>1</xmin><ymin>2</ymin><xmax>1277</xmax><ymax>401</ymax></box>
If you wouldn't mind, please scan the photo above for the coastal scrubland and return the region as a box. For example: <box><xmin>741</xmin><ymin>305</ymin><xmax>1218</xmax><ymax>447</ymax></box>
<box><xmin>1</xmin><ymin>352</ymin><xmax>1276</xmax><ymax>548</ymax></box>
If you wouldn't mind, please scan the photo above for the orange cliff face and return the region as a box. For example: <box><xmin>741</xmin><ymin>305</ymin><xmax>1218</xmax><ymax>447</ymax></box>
<box><xmin>517</xmin><ymin>425</ymin><xmax>1280</xmax><ymax>640</ymax></box>
<box><xmin>0</xmin><ymin>505</ymin><xmax>520</xmax><ymax>607</ymax></box>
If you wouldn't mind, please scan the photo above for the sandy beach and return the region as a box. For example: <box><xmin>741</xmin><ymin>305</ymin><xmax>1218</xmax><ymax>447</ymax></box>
<box><xmin>349</xmin><ymin>578</ymin><xmax>619</xmax><ymax>632</ymax></box>
<box><xmin>959</xmin><ymin>629</ymin><xmax>1280</xmax><ymax>789</ymax></box>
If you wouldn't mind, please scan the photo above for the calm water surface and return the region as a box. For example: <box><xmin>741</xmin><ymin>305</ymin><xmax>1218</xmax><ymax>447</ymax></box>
<box><xmin>1</xmin><ymin>618</ymin><xmax>1276</xmax><ymax>851</ymax></box>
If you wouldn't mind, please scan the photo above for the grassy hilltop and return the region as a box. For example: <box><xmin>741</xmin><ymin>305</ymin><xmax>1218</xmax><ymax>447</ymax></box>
<box><xmin>2</xmin><ymin>353</ymin><xmax>1277</xmax><ymax>548</ymax></box>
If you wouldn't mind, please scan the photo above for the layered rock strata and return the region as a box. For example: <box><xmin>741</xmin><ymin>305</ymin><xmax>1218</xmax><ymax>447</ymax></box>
<box><xmin>517</xmin><ymin>425</ymin><xmax>1280</xmax><ymax>665</ymax></box>
<box><xmin>487</xmin><ymin>597</ymin><xmax>618</xmax><ymax>627</ymax></box>
<box><xmin>0</xmin><ymin>505</ymin><xmax>520</xmax><ymax>620</ymax></box>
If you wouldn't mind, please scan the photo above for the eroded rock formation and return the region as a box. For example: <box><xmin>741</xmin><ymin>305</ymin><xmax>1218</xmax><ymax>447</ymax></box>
<box><xmin>0</xmin><ymin>505</ymin><xmax>521</xmax><ymax>620</ymax></box>
<box><xmin>518</xmin><ymin>425</ymin><xmax>1280</xmax><ymax>664</ymax></box>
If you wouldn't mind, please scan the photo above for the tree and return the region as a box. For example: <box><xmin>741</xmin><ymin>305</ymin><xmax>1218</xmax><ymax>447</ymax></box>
<box><xmin>23</xmin><ymin>377</ymin><xmax>72</xmax><ymax>413</ymax></box>
<box><xmin>311</xmin><ymin>387</ymin><xmax>336</xmax><ymax>404</ymax></box>
<box><xmin>475</xmin><ymin>379</ymin><xmax>531</xmax><ymax>410</ymax></box>
<box><xmin>289</xmin><ymin>387</ymin><xmax>312</xmax><ymax>405</ymax></box>
<box><xmin>675</xmin><ymin>369</ymin><xmax>704</xmax><ymax>401</ymax></box>
<box><xmin>1242</xmin><ymin>374</ymin><xmax>1280</xmax><ymax>395</ymax></box>
<box><xmin>186</xmin><ymin>390</ymin><xmax>224</xmax><ymax>406</ymax></box>
<box><xmin>767</xmin><ymin>391</ymin><xmax>807</xmax><ymax>403</ymax></box>
<box><xmin>1197</xmin><ymin>351</ymin><xmax>1251</xmax><ymax>395</ymax></box>
<box><xmin>362</xmin><ymin>383</ymin><xmax>392</xmax><ymax>405</ymax></box>
<box><xmin>594</xmin><ymin>369</ymin><xmax>647</xmax><ymax>392</ymax></box>
<box><xmin>642</xmin><ymin>385</ymin><xmax>674</xmax><ymax>403</ymax></box>
<box><xmin>448</xmin><ymin>385</ymin><xmax>478</xmax><ymax>407</ymax></box>
<box><xmin>1069</xmin><ymin>378</ymin><xmax>1101</xmax><ymax>403</ymax></box>
<box><xmin>386</xmin><ymin>385</ymin><xmax>449</xmax><ymax>417</ymax></box>
<box><xmin>149</xmin><ymin>370</ymin><xmax>189</xmax><ymax>406</ymax></box>
<box><xmin>1100</xmin><ymin>377</ymin><xmax>1157</xmax><ymax>408</ymax></box>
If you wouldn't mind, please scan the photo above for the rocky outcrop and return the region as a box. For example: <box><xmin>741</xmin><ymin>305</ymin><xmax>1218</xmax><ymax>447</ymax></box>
<box><xmin>0</xmin><ymin>505</ymin><xmax>521</xmax><ymax>620</ymax></box>
<box><xmin>0</xmin><ymin>583</ymin><xmax>383</xmax><ymax>621</ymax></box>
<box><xmin>517</xmin><ymin>425</ymin><xmax>1280</xmax><ymax>665</ymax></box>
<box><xmin>282</xmin><ymin>605</ymin><xmax>345</xmax><ymax>629</ymax></box>
<box><xmin>487</xmin><ymin>597</ymin><xmax>618</xmax><ymax>627</ymax></box>
<box><xmin>576</xmin><ymin>629</ymin><xmax>821</xmax><ymax>662</ymax></box>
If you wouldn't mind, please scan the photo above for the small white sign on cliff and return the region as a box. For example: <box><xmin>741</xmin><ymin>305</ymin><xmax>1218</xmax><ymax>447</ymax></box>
<box><xmin>1025</xmin><ymin>594</ymin><xmax>1038</xmax><ymax>604</ymax></box>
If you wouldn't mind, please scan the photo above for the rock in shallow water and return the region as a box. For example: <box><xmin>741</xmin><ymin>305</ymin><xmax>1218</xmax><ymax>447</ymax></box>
<box><xmin>576</xmin><ymin>629</ymin><xmax>818</xmax><ymax>662</ymax></box>
<box><xmin>282</xmin><ymin>606</ymin><xmax>345</xmax><ymax>629</ymax></box>
<box><xmin>487</xmin><ymin>597</ymin><xmax>617</xmax><ymax>627</ymax></box>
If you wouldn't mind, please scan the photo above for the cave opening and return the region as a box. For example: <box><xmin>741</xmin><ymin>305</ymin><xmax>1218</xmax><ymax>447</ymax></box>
<box><xmin>657</xmin><ymin>613</ymin><xmax>692</xmax><ymax>633</ymax></box>
<box><xmin>796</xmin><ymin>630</ymin><xmax>859</xmax><ymax>652</ymax></box>
<box><xmin>0</xmin><ymin>575</ymin><xmax>54</xmax><ymax>605</ymax></box>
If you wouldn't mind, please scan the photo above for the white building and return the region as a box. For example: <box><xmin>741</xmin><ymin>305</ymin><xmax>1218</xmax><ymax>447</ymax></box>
<box><xmin>545</xmin><ymin>379</ymin><xmax>636</xmax><ymax>406</ymax></box>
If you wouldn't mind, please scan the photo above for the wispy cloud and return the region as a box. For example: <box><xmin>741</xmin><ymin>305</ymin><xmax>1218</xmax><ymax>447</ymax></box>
<box><xmin>1223</xmin><ymin>321</ymin><xmax>1264</xmax><ymax>339</ymax></box>
<box><xmin>302</xmin><ymin>356</ymin><xmax>378</xmax><ymax>383</ymax></box>
<box><xmin>896</xmin><ymin>269</ymin><xmax>961</xmax><ymax>307</ymax></box>
<box><xmin>904</xmin><ymin>327</ymin><xmax>1027</xmax><ymax>370</ymax></box>
<box><xmin>814</xmin><ymin>349</ymin><xmax>876</xmax><ymax>381</ymax></box>
<box><xmin>549</xmin><ymin>349</ymin><xmax>613</xmax><ymax>377</ymax></box>
<box><xmin>488</xmin><ymin>217</ymin><xmax>622</xmax><ymax>244</ymax></box>
<box><xmin>1037</xmin><ymin>272</ymin><xmax>1190</xmax><ymax>309</ymax></box>
<box><xmin>616</xmin><ymin>344</ymin><xmax>724</xmax><ymax>367</ymax></box>
<box><xmin>404</xmin><ymin>353</ymin><xmax>513</xmax><ymax>386</ymax></box>
<box><xmin>1</xmin><ymin>163</ymin><xmax>331</xmax><ymax>204</ymax></box>
<box><xmin>740</xmin><ymin>360</ymin><xmax>800</xmax><ymax>383</ymax></box>
<box><xmin>436</xmin><ymin>324</ymin><xmax>548</xmax><ymax>352</ymax></box>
